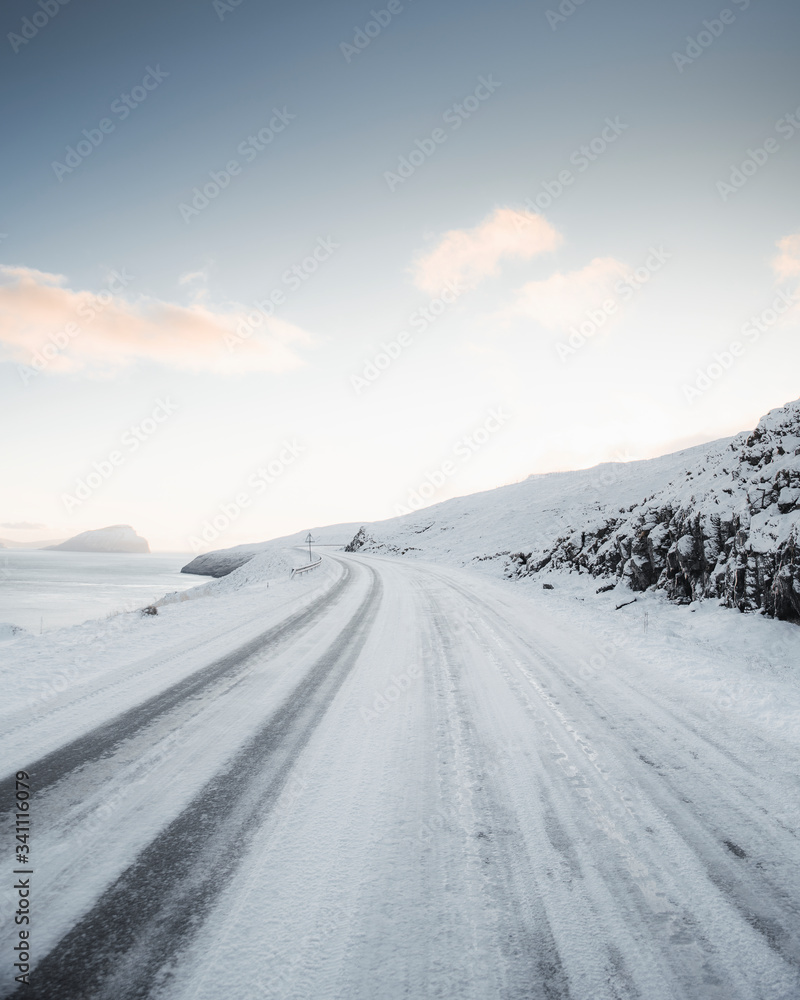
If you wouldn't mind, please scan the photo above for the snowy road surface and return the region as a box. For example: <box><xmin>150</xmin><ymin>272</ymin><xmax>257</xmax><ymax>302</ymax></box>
<box><xmin>2</xmin><ymin>552</ymin><xmax>799</xmax><ymax>999</ymax></box>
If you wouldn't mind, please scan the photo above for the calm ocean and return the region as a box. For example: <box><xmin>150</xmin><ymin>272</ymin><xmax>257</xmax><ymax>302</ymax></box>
<box><xmin>0</xmin><ymin>550</ymin><xmax>210</xmax><ymax>633</ymax></box>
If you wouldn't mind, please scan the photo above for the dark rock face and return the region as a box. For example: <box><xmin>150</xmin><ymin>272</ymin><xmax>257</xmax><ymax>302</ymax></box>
<box><xmin>180</xmin><ymin>551</ymin><xmax>255</xmax><ymax>577</ymax></box>
<box><xmin>506</xmin><ymin>400</ymin><xmax>800</xmax><ymax>623</ymax></box>
<box><xmin>343</xmin><ymin>526</ymin><xmax>418</xmax><ymax>557</ymax></box>
<box><xmin>344</xmin><ymin>527</ymin><xmax>371</xmax><ymax>552</ymax></box>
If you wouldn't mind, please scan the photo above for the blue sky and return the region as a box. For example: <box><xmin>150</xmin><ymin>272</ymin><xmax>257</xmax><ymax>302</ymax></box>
<box><xmin>1</xmin><ymin>0</ymin><xmax>799</xmax><ymax>550</ymax></box>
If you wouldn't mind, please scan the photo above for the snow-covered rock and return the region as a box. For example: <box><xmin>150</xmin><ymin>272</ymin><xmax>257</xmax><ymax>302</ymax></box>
<box><xmin>181</xmin><ymin>549</ymin><xmax>256</xmax><ymax>578</ymax></box>
<box><xmin>506</xmin><ymin>399</ymin><xmax>800</xmax><ymax>621</ymax></box>
<box><xmin>0</xmin><ymin>622</ymin><xmax>27</xmax><ymax>642</ymax></box>
<box><xmin>47</xmin><ymin>525</ymin><xmax>150</xmax><ymax>553</ymax></box>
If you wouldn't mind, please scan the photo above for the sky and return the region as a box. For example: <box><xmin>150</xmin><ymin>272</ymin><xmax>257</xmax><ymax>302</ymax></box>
<box><xmin>1</xmin><ymin>0</ymin><xmax>799</xmax><ymax>552</ymax></box>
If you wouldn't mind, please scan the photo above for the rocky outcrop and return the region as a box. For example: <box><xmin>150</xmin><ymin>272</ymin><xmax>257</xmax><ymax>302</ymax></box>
<box><xmin>181</xmin><ymin>551</ymin><xmax>255</xmax><ymax>577</ymax></box>
<box><xmin>344</xmin><ymin>527</ymin><xmax>374</xmax><ymax>552</ymax></box>
<box><xmin>344</xmin><ymin>526</ymin><xmax>421</xmax><ymax>557</ymax></box>
<box><xmin>47</xmin><ymin>525</ymin><xmax>150</xmax><ymax>554</ymax></box>
<box><xmin>507</xmin><ymin>400</ymin><xmax>800</xmax><ymax>622</ymax></box>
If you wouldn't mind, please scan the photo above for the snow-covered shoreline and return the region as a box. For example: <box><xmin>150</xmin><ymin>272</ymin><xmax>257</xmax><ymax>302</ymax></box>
<box><xmin>0</xmin><ymin>547</ymin><xmax>340</xmax><ymax>760</ymax></box>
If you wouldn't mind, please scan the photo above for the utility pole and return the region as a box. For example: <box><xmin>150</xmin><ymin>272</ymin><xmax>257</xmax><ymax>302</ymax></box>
<box><xmin>305</xmin><ymin>532</ymin><xmax>314</xmax><ymax>563</ymax></box>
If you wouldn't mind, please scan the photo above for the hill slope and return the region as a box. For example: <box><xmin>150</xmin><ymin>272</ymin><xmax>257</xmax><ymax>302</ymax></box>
<box><xmin>185</xmin><ymin>399</ymin><xmax>800</xmax><ymax>622</ymax></box>
<box><xmin>347</xmin><ymin>399</ymin><xmax>800</xmax><ymax>621</ymax></box>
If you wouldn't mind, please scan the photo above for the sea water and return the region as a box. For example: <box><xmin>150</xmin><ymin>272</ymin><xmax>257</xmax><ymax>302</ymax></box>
<box><xmin>0</xmin><ymin>550</ymin><xmax>210</xmax><ymax>633</ymax></box>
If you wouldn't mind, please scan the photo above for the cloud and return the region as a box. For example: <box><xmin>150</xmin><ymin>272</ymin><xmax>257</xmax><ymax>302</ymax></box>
<box><xmin>1</xmin><ymin>522</ymin><xmax>46</xmax><ymax>530</ymax></box>
<box><xmin>772</xmin><ymin>233</ymin><xmax>800</xmax><ymax>282</ymax></box>
<box><xmin>772</xmin><ymin>233</ymin><xmax>800</xmax><ymax>323</ymax></box>
<box><xmin>178</xmin><ymin>267</ymin><xmax>211</xmax><ymax>286</ymax></box>
<box><xmin>509</xmin><ymin>256</ymin><xmax>629</xmax><ymax>329</ymax></box>
<box><xmin>0</xmin><ymin>265</ymin><xmax>313</xmax><ymax>375</ymax></box>
<box><xmin>411</xmin><ymin>208</ymin><xmax>561</xmax><ymax>294</ymax></box>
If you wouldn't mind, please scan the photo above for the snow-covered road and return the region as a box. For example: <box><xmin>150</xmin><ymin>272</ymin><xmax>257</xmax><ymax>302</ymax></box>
<box><xmin>3</xmin><ymin>552</ymin><xmax>799</xmax><ymax>999</ymax></box>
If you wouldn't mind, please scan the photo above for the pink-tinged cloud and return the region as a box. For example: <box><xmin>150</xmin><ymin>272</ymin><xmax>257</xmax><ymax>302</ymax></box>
<box><xmin>411</xmin><ymin>208</ymin><xmax>562</xmax><ymax>294</ymax></box>
<box><xmin>510</xmin><ymin>256</ymin><xmax>629</xmax><ymax>329</ymax></box>
<box><xmin>773</xmin><ymin>233</ymin><xmax>800</xmax><ymax>281</ymax></box>
<box><xmin>0</xmin><ymin>265</ymin><xmax>313</xmax><ymax>375</ymax></box>
<box><xmin>771</xmin><ymin>233</ymin><xmax>800</xmax><ymax>325</ymax></box>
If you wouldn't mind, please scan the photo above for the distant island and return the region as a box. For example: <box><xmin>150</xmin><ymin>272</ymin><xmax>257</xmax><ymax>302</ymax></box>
<box><xmin>46</xmin><ymin>525</ymin><xmax>150</xmax><ymax>553</ymax></box>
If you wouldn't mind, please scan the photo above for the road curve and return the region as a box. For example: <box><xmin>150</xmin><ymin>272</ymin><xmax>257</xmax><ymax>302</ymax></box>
<box><xmin>3</xmin><ymin>552</ymin><xmax>799</xmax><ymax>1000</ymax></box>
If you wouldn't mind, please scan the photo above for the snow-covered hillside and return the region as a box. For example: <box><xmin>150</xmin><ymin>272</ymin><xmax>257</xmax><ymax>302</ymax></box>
<box><xmin>184</xmin><ymin>447</ymin><xmax>719</xmax><ymax>577</ymax></box>
<box><xmin>345</xmin><ymin>400</ymin><xmax>800</xmax><ymax>621</ymax></box>
<box><xmin>185</xmin><ymin>399</ymin><xmax>800</xmax><ymax>623</ymax></box>
<box><xmin>181</xmin><ymin>522</ymin><xmax>365</xmax><ymax>577</ymax></box>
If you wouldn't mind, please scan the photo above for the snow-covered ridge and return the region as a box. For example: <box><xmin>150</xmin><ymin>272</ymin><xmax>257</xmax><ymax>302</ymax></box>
<box><xmin>189</xmin><ymin>399</ymin><xmax>800</xmax><ymax>622</ymax></box>
<box><xmin>47</xmin><ymin>524</ymin><xmax>150</xmax><ymax>553</ymax></box>
<box><xmin>347</xmin><ymin>398</ymin><xmax>800</xmax><ymax>622</ymax></box>
<box><xmin>338</xmin><ymin>444</ymin><xmax>721</xmax><ymax>569</ymax></box>
<box><xmin>514</xmin><ymin>398</ymin><xmax>800</xmax><ymax>621</ymax></box>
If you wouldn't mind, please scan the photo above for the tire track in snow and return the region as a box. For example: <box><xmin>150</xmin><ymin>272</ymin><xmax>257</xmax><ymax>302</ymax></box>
<box><xmin>447</xmin><ymin>573</ymin><xmax>800</xmax><ymax>974</ymax></box>
<box><xmin>0</xmin><ymin>560</ymin><xmax>353</xmax><ymax>802</ymax></box>
<box><xmin>12</xmin><ymin>560</ymin><xmax>382</xmax><ymax>1000</ymax></box>
<box><xmin>426</xmin><ymin>568</ymin><xmax>800</xmax><ymax>998</ymax></box>
<box><xmin>423</xmin><ymin>588</ymin><xmax>573</xmax><ymax>1000</ymax></box>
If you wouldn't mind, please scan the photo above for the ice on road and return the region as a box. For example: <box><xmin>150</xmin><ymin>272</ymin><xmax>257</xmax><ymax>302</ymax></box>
<box><xmin>2</xmin><ymin>552</ymin><xmax>799</xmax><ymax>999</ymax></box>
